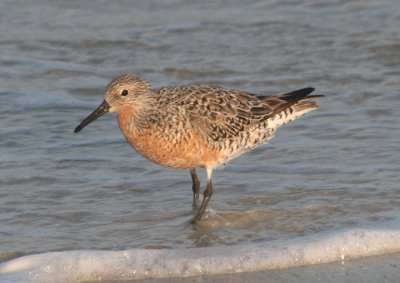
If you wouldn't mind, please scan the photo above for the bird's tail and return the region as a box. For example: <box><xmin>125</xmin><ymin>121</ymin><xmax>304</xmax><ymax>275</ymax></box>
<box><xmin>262</xmin><ymin>87</ymin><xmax>324</xmax><ymax>129</ymax></box>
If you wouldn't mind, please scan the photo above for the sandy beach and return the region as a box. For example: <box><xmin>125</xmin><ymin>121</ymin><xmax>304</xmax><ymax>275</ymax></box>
<box><xmin>123</xmin><ymin>253</ymin><xmax>400</xmax><ymax>283</ymax></box>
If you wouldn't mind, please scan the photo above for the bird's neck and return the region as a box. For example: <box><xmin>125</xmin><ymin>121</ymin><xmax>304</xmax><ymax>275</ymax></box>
<box><xmin>117</xmin><ymin>107</ymin><xmax>136</xmax><ymax>132</ymax></box>
<box><xmin>116</xmin><ymin>99</ymin><xmax>157</xmax><ymax>136</ymax></box>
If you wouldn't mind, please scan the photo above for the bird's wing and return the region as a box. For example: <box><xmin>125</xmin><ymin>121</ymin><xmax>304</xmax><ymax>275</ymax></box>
<box><xmin>157</xmin><ymin>85</ymin><xmax>319</xmax><ymax>143</ymax></box>
<box><xmin>159</xmin><ymin>85</ymin><xmax>265</xmax><ymax>142</ymax></box>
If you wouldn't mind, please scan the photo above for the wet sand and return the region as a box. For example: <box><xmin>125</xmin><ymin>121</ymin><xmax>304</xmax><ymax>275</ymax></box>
<box><xmin>109</xmin><ymin>253</ymin><xmax>400</xmax><ymax>283</ymax></box>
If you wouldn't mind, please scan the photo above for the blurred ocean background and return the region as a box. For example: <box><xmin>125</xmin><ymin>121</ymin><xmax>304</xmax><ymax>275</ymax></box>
<box><xmin>0</xmin><ymin>0</ymin><xmax>399</xmax><ymax>282</ymax></box>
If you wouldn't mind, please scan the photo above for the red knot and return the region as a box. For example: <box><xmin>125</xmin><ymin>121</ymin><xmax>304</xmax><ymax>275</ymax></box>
<box><xmin>74</xmin><ymin>74</ymin><xmax>323</xmax><ymax>223</ymax></box>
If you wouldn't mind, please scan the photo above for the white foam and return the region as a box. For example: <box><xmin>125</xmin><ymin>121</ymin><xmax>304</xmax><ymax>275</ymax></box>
<box><xmin>1</xmin><ymin>225</ymin><xmax>400</xmax><ymax>282</ymax></box>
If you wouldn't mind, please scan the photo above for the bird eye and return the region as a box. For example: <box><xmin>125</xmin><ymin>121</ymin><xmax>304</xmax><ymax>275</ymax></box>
<box><xmin>121</xmin><ymin>90</ymin><xmax>128</xmax><ymax>96</ymax></box>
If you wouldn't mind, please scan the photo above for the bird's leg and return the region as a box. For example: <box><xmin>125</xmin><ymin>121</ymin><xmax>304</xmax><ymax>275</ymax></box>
<box><xmin>191</xmin><ymin>167</ymin><xmax>213</xmax><ymax>224</ymax></box>
<box><xmin>190</xmin><ymin>168</ymin><xmax>200</xmax><ymax>204</ymax></box>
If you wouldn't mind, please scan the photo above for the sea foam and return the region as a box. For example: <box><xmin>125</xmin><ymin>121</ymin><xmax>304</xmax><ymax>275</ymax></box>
<box><xmin>1</xmin><ymin>225</ymin><xmax>400</xmax><ymax>282</ymax></box>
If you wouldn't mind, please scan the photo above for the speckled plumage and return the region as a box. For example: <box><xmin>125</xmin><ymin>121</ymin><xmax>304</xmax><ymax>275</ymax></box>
<box><xmin>75</xmin><ymin>74</ymin><xmax>323</xmax><ymax>223</ymax></box>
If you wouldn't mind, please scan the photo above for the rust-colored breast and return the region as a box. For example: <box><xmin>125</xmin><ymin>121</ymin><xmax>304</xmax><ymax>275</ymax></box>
<box><xmin>127</xmin><ymin>128</ymin><xmax>222</xmax><ymax>169</ymax></box>
<box><xmin>117</xmin><ymin>110</ymin><xmax>222</xmax><ymax>169</ymax></box>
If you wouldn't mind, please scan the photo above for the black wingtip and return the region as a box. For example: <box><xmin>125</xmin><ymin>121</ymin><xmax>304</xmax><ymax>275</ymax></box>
<box><xmin>294</xmin><ymin>87</ymin><xmax>315</xmax><ymax>96</ymax></box>
<box><xmin>293</xmin><ymin>87</ymin><xmax>326</xmax><ymax>99</ymax></box>
<box><xmin>280</xmin><ymin>87</ymin><xmax>316</xmax><ymax>102</ymax></box>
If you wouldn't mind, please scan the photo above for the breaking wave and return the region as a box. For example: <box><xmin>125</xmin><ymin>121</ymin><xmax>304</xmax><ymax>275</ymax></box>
<box><xmin>1</xmin><ymin>224</ymin><xmax>400</xmax><ymax>282</ymax></box>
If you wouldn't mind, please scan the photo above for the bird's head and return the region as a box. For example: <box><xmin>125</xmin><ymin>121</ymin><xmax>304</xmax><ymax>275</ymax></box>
<box><xmin>74</xmin><ymin>74</ymin><xmax>153</xmax><ymax>133</ymax></box>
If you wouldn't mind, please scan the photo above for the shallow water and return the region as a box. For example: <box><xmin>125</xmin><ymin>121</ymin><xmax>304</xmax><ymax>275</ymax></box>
<box><xmin>1</xmin><ymin>0</ymin><xmax>400</xmax><ymax>281</ymax></box>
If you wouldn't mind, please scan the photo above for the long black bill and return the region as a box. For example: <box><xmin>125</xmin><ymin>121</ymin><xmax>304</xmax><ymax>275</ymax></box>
<box><xmin>74</xmin><ymin>100</ymin><xmax>110</xmax><ymax>133</ymax></box>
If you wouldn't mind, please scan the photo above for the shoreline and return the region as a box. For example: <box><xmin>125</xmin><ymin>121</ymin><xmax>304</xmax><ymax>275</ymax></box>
<box><xmin>129</xmin><ymin>252</ymin><xmax>400</xmax><ymax>283</ymax></box>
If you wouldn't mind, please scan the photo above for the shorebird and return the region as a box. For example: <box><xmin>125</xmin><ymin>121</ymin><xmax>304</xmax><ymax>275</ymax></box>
<box><xmin>74</xmin><ymin>74</ymin><xmax>323</xmax><ymax>223</ymax></box>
